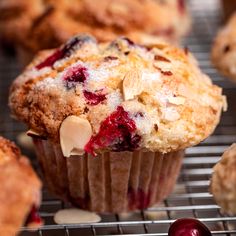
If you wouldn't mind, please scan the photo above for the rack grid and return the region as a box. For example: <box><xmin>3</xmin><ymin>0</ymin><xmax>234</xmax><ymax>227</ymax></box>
<box><xmin>1</xmin><ymin>0</ymin><xmax>236</xmax><ymax>235</ymax></box>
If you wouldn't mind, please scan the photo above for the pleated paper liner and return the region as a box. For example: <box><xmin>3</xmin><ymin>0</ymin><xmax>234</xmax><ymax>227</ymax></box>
<box><xmin>33</xmin><ymin>138</ymin><xmax>184</xmax><ymax>213</ymax></box>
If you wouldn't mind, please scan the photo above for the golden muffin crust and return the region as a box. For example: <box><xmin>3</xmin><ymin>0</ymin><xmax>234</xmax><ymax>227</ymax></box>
<box><xmin>211</xmin><ymin>13</ymin><xmax>236</xmax><ymax>82</ymax></box>
<box><xmin>0</xmin><ymin>0</ymin><xmax>191</xmax><ymax>54</ymax></box>
<box><xmin>9</xmin><ymin>35</ymin><xmax>224</xmax><ymax>154</ymax></box>
<box><xmin>0</xmin><ymin>137</ymin><xmax>42</xmax><ymax>236</ymax></box>
<box><xmin>0</xmin><ymin>0</ymin><xmax>46</xmax><ymax>45</ymax></box>
<box><xmin>210</xmin><ymin>144</ymin><xmax>236</xmax><ymax>215</ymax></box>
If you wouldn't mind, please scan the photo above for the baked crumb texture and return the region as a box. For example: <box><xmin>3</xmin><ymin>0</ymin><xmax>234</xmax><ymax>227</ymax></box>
<box><xmin>211</xmin><ymin>143</ymin><xmax>236</xmax><ymax>215</ymax></box>
<box><xmin>211</xmin><ymin>13</ymin><xmax>236</xmax><ymax>82</ymax></box>
<box><xmin>9</xmin><ymin>35</ymin><xmax>225</xmax><ymax>155</ymax></box>
<box><xmin>0</xmin><ymin>136</ymin><xmax>42</xmax><ymax>236</ymax></box>
<box><xmin>0</xmin><ymin>0</ymin><xmax>191</xmax><ymax>53</ymax></box>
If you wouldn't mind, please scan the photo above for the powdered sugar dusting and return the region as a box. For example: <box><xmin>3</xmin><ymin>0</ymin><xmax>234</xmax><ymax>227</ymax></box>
<box><xmin>106</xmin><ymin>90</ymin><xmax>122</xmax><ymax>110</ymax></box>
<box><xmin>163</xmin><ymin>107</ymin><xmax>180</xmax><ymax>121</ymax></box>
<box><xmin>142</xmin><ymin>71</ymin><xmax>161</xmax><ymax>82</ymax></box>
<box><xmin>36</xmin><ymin>74</ymin><xmax>65</xmax><ymax>91</ymax></box>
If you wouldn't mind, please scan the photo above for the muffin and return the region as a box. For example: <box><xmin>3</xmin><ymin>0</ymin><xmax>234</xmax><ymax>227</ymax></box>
<box><xmin>9</xmin><ymin>35</ymin><xmax>224</xmax><ymax>213</ymax></box>
<box><xmin>0</xmin><ymin>136</ymin><xmax>42</xmax><ymax>236</ymax></box>
<box><xmin>0</xmin><ymin>0</ymin><xmax>191</xmax><ymax>63</ymax></box>
<box><xmin>221</xmin><ymin>0</ymin><xmax>236</xmax><ymax>21</ymax></box>
<box><xmin>210</xmin><ymin>144</ymin><xmax>236</xmax><ymax>215</ymax></box>
<box><xmin>211</xmin><ymin>13</ymin><xmax>236</xmax><ymax>82</ymax></box>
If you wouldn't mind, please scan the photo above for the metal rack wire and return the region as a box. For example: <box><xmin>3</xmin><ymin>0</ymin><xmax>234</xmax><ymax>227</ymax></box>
<box><xmin>0</xmin><ymin>0</ymin><xmax>236</xmax><ymax>235</ymax></box>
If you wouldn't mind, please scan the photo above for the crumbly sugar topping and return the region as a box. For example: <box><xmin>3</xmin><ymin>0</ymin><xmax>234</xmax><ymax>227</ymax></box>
<box><xmin>9</xmin><ymin>35</ymin><xmax>224</xmax><ymax>155</ymax></box>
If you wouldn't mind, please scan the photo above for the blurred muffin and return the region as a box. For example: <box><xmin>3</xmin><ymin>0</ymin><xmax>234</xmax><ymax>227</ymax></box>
<box><xmin>0</xmin><ymin>136</ymin><xmax>42</xmax><ymax>236</ymax></box>
<box><xmin>210</xmin><ymin>144</ymin><xmax>236</xmax><ymax>215</ymax></box>
<box><xmin>221</xmin><ymin>0</ymin><xmax>236</xmax><ymax>21</ymax></box>
<box><xmin>211</xmin><ymin>13</ymin><xmax>236</xmax><ymax>82</ymax></box>
<box><xmin>0</xmin><ymin>0</ymin><xmax>46</xmax><ymax>47</ymax></box>
<box><xmin>9</xmin><ymin>35</ymin><xmax>224</xmax><ymax>213</ymax></box>
<box><xmin>0</xmin><ymin>0</ymin><xmax>191</xmax><ymax>64</ymax></box>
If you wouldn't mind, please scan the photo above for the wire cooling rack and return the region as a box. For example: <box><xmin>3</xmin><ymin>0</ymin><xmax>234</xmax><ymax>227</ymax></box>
<box><xmin>0</xmin><ymin>0</ymin><xmax>236</xmax><ymax>235</ymax></box>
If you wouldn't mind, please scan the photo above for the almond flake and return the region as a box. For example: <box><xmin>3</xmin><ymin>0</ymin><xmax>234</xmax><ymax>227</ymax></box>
<box><xmin>168</xmin><ymin>96</ymin><xmax>186</xmax><ymax>105</ymax></box>
<box><xmin>60</xmin><ymin>116</ymin><xmax>92</xmax><ymax>157</ymax></box>
<box><xmin>123</xmin><ymin>69</ymin><xmax>143</xmax><ymax>100</ymax></box>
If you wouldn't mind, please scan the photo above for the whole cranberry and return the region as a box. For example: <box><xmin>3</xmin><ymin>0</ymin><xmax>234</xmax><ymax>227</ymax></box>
<box><xmin>168</xmin><ymin>218</ymin><xmax>212</xmax><ymax>236</ymax></box>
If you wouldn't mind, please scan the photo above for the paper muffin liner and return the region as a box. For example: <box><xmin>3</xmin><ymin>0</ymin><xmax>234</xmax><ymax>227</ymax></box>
<box><xmin>33</xmin><ymin>138</ymin><xmax>184</xmax><ymax>213</ymax></box>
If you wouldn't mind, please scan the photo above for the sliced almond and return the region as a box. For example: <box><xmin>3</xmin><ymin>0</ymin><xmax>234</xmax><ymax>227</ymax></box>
<box><xmin>60</xmin><ymin>116</ymin><xmax>92</xmax><ymax>157</ymax></box>
<box><xmin>163</xmin><ymin>108</ymin><xmax>180</xmax><ymax>121</ymax></box>
<box><xmin>168</xmin><ymin>96</ymin><xmax>186</xmax><ymax>105</ymax></box>
<box><xmin>26</xmin><ymin>129</ymin><xmax>46</xmax><ymax>140</ymax></box>
<box><xmin>123</xmin><ymin>69</ymin><xmax>143</xmax><ymax>100</ymax></box>
<box><xmin>153</xmin><ymin>61</ymin><xmax>172</xmax><ymax>72</ymax></box>
<box><xmin>54</xmin><ymin>208</ymin><xmax>101</xmax><ymax>224</ymax></box>
<box><xmin>223</xmin><ymin>95</ymin><xmax>228</xmax><ymax>112</ymax></box>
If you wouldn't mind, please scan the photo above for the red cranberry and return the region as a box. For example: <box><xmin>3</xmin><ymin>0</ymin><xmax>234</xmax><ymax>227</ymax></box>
<box><xmin>168</xmin><ymin>218</ymin><xmax>212</xmax><ymax>236</ymax></box>
<box><xmin>177</xmin><ymin>0</ymin><xmax>185</xmax><ymax>14</ymax></box>
<box><xmin>25</xmin><ymin>205</ymin><xmax>42</xmax><ymax>226</ymax></box>
<box><xmin>36</xmin><ymin>35</ymin><xmax>95</xmax><ymax>70</ymax></box>
<box><xmin>83</xmin><ymin>90</ymin><xmax>106</xmax><ymax>105</ymax></box>
<box><xmin>35</xmin><ymin>49</ymin><xmax>63</xmax><ymax>70</ymax></box>
<box><xmin>63</xmin><ymin>65</ymin><xmax>88</xmax><ymax>88</ymax></box>
<box><xmin>85</xmin><ymin>106</ymin><xmax>141</xmax><ymax>155</ymax></box>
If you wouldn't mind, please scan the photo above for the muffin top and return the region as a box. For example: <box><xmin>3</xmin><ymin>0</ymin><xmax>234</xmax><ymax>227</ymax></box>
<box><xmin>211</xmin><ymin>13</ymin><xmax>236</xmax><ymax>82</ymax></box>
<box><xmin>0</xmin><ymin>0</ymin><xmax>190</xmax><ymax>53</ymax></box>
<box><xmin>9</xmin><ymin>35</ymin><xmax>225</xmax><ymax>156</ymax></box>
<box><xmin>0</xmin><ymin>136</ymin><xmax>42</xmax><ymax>235</ymax></box>
<box><xmin>210</xmin><ymin>144</ymin><xmax>236</xmax><ymax>215</ymax></box>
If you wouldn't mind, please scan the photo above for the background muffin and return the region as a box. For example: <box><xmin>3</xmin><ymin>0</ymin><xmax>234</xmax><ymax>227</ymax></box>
<box><xmin>0</xmin><ymin>0</ymin><xmax>191</xmax><ymax>64</ymax></box>
<box><xmin>210</xmin><ymin>144</ymin><xmax>236</xmax><ymax>215</ymax></box>
<box><xmin>211</xmin><ymin>13</ymin><xmax>236</xmax><ymax>82</ymax></box>
<box><xmin>0</xmin><ymin>136</ymin><xmax>42</xmax><ymax>236</ymax></box>
<box><xmin>9</xmin><ymin>35</ymin><xmax>224</xmax><ymax>212</ymax></box>
<box><xmin>221</xmin><ymin>0</ymin><xmax>236</xmax><ymax>21</ymax></box>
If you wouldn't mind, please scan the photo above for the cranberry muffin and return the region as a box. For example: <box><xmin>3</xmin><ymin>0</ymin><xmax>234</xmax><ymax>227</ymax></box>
<box><xmin>0</xmin><ymin>0</ymin><xmax>191</xmax><ymax>64</ymax></box>
<box><xmin>0</xmin><ymin>136</ymin><xmax>42</xmax><ymax>236</ymax></box>
<box><xmin>211</xmin><ymin>144</ymin><xmax>236</xmax><ymax>215</ymax></box>
<box><xmin>211</xmin><ymin>13</ymin><xmax>236</xmax><ymax>82</ymax></box>
<box><xmin>9</xmin><ymin>35</ymin><xmax>224</xmax><ymax>213</ymax></box>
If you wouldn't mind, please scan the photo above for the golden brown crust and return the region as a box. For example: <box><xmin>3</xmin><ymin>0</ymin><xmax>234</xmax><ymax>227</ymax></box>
<box><xmin>0</xmin><ymin>137</ymin><xmax>42</xmax><ymax>236</ymax></box>
<box><xmin>9</xmin><ymin>35</ymin><xmax>224</xmax><ymax>154</ymax></box>
<box><xmin>0</xmin><ymin>0</ymin><xmax>46</xmax><ymax>45</ymax></box>
<box><xmin>0</xmin><ymin>0</ymin><xmax>191</xmax><ymax>54</ymax></box>
<box><xmin>210</xmin><ymin>144</ymin><xmax>236</xmax><ymax>215</ymax></box>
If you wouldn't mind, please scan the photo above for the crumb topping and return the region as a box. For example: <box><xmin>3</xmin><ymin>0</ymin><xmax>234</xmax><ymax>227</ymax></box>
<box><xmin>10</xmin><ymin>35</ymin><xmax>224</xmax><ymax>154</ymax></box>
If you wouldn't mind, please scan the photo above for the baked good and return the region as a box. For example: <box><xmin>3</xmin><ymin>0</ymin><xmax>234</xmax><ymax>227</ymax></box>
<box><xmin>211</xmin><ymin>13</ymin><xmax>236</xmax><ymax>82</ymax></box>
<box><xmin>210</xmin><ymin>143</ymin><xmax>236</xmax><ymax>215</ymax></box>
<box><xmin>0</xmin><ymin>0</ymin><xmax>191</xmax><ymax>63</ymax></box>
<box><xmin>9</xmin><ymin>35</ymin><xmax>224</xmax><ymax>213</ymax></box>
<box><xmin>0</xmin><ymin>136</ymin><xmax>42</xmax><ymax>236</ymax></box>
<box><xmin>0</xmin><ymin>0</ymin><xmax>46</xmax><ymax>47</ymax></box>
<box><xmin>221</xmin><ymin>0</ymin><xmax>236</xmax><ymax>21</ymax></box>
